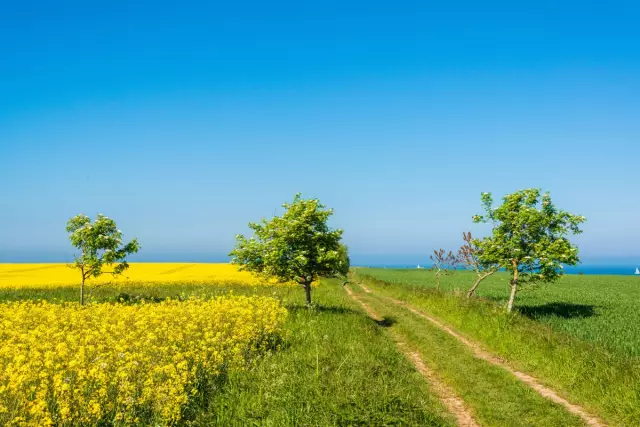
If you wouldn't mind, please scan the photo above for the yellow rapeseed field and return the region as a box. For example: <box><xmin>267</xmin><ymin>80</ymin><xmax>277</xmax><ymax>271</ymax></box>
<box><xmin>0</xmin><ymin>263</ymin><xmax>275</xmax><ymax>289</ymax></box>
<box><xmin>0</xmin><ymin>296</ymin><xmax>288</xmax><ymax>426</ymax></box>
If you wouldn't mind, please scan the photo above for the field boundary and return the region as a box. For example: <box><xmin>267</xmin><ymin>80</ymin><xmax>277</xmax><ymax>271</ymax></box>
<box><xmin>354</xmin><ymin>281</ymin><xmax>607</xmax><ymax>427</ymax></box>
<box><xmin>344</xmin><ymin>285</ymin><xmax>479</xmax><ymax>427</ymax></box>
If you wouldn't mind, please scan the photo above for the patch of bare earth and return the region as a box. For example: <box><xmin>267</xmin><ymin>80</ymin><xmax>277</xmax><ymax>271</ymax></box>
<box><xmin>344</xmin><ymin>285</ymin><xmax>479</xmax><ymax>427</ymax></box>
<box><xmin>356</xmin><ymin>282</ymin><xmax>606</xmax><ymax>427</ymax></box>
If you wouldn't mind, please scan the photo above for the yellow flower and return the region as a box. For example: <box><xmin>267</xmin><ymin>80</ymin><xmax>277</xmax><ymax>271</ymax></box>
<box><xmin>0</xmin><ymin>263</ymin><xmax>297</xmax><ymax>289</ymax></box>
<box><xmin>0</xmin><ymin>296</ymin><xmax>287</xmax><ymax>426</ymax></box>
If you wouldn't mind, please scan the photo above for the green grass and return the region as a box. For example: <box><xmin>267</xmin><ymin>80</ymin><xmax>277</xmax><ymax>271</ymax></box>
<box><xmin>358</xmin><ymin>268</ymin><xmax>640</xmax><ymax>357</ymax></box>
<box><xmin>199</xmin><ymin>282</ymin><xmax>454</xmax><ymax>426</ymax></box>
<box><xmin>349</xmin><ymin>284</ymin><xmax>585</xmax><ymax>427</ymax></box>
<box><xmin>354</xmin><ymin>268</ymin><xmax>640</xmax><ymax>426</ymax></box>
<box><xmin>0</xmin><ymin>281</ymin><xmax>453</xmax><ymax>426</ymax></box>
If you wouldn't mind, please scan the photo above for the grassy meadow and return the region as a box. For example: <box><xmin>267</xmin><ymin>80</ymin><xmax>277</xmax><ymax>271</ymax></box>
<box><xmin>355</xmin><ymin>268</ymin><xmax>640</xmax><ymax>357</ymax></box>
<box><xmin>353</xmin><ymin>268</ymin><xmax>640</xmax><ymax>426</ymax></box>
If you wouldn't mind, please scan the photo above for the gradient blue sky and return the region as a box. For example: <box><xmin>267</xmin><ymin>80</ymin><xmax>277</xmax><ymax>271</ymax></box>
<box><xmin>1</xmin><ymin>0</ymin><xmax>639</xmax><ymax>265</ymax></box>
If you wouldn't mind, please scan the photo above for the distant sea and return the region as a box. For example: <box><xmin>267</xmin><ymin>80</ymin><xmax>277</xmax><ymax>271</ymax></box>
<box><xmin>1</xmin><ymin>251</ymin><xmax>638</xmax><ymax>276</ymax></box>
<box><xmin>353</xmin><ymin>264</ymin><xmax>639</xmax><ymax>276</ymax></box>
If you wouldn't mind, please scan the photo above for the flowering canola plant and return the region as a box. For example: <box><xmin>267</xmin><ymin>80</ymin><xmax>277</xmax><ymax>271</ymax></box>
<box><xmin>0</xmin><ymin>296</ymin><xmax>287</xmax><ymax>426</ymax></box>
<box><xmin>0</xmin><ymin>263</ymin><xmax>293</xmax><ymax>289</ymax></box>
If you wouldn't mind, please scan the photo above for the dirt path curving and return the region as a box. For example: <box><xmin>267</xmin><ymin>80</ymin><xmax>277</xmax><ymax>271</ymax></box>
<box><xmin>355</xmin><ymin>282</ymin><xmax>607</xmax><ymax>427</ymax></box>
<box><xmin>344</xmin><ymin>285</ymin><xmax>479</xmax><ymax>427</ymax></box>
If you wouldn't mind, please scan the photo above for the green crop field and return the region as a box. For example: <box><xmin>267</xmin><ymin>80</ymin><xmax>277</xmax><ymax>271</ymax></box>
<box><xmin>352</xmin><ymin>268</ymin><xmax>640</xmax><ymax>426</ymax></box>
<box><xmin>355</xmin><ymin>268</ymin><xmax>640</xmax><ymax>357</ymax></box>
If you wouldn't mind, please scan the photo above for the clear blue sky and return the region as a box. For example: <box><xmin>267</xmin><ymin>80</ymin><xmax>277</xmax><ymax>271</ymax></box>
<box><xmin>1</xmin><ymin>0</ymin><xmax>639</xmax><ymax>265</ymax></box>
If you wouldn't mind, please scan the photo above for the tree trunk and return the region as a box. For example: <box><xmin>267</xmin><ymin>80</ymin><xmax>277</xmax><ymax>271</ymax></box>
<box><xmin>467</xmin><ymin>270</ymin><xmax>496</xmax><ymax>298</ymax></box>
<box><xmin>435</xmin><ymin>271</ymin><xmax>441</xmax><ymax>290</ymax></box>
<box><xmin>507</xmin><ymin>282</ymin><xmax>517</xmax><ymax>313</ymax></box>
<box><xmin>304</xmin><ymin>282</ymin><xmax>312</xmax><ymax>306</ymax></box>
<box><xmin>80</xmin><ymin>275</ymin><xmax>85</xmax><ymax>306</ymax></box>
<box><xmin>467</xmin><ymin>276</ymin><xmax>483</xmax><ymax>298</ymax></box>
<box><xmin>507</xmin><ymin>263</ymin><xmax>519</xmax><ymax>313</ymax></box>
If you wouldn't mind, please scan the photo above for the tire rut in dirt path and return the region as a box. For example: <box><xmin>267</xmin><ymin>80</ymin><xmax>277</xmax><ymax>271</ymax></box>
<box><xmin>355</xmin><ymin>282</ymin><xmax>607</xmax><ymax>427</ymax></box>
<box><xmin>344</xmin><ymin>285</ymin><xmax>479</xmax><ymax>427</ymax></box>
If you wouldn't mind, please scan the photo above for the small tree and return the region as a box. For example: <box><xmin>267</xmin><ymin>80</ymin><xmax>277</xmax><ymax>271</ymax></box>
<box><xmin>66</xmin><ymin>214</ymin><xmax>140</xmax><ymax>305</ymax></box>
<box><xmin>473</xmin><ymin>189</ymin><xmax>585</xmax><ymax>312</ymax></box>
<box><xmin>430</xmin><ymin>249</ymin><xmax>458</xmax><ymax>290</ymax></box>
<box><xmin>229</xmin><ymin>194</ymin><xmax>344</xmax><ymax>306</ymax></box>
<box><xmin>335</xmin><ymin>243</ymin><xmax>351</xmax><ymax>284</ymax></box>
<box><xmin>458</xmin><ymin>232</ymin><xmax>501</xmax><ymax>298</ymax></box>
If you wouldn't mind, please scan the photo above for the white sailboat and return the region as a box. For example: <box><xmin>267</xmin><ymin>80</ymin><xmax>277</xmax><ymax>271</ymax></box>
<box><xmin>635</xmin><ymin>267</ymin><xmax>640</xmax><ymax>275</ymax></box>
<box><xmin>416</xmin><ymin>264</ymin><xmax>423</xmax><ymax>269</ymax></box>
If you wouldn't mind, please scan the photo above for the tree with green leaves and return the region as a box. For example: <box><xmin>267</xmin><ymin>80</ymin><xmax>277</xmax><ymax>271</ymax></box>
<box><xmin>229</xmin><ymin>194</ymin><xmax>344</xmax><ymax>306</ymax></box>
<box><xmin>473</xmin><ymin>189</ymin><xmax>586</xmax><ymax>312</ymax></box>
<box><xmin>66</xmin><ymin>214</ymin><xmax>140</xmax><ymax>305</ymax></box>
<box><xmin>335</xmin><ymin>243</ymin><xmax>351</xmax><ymax>279</ymax></box>
<box><xmin>458</xmin><ymin>231</ymin><xmax>501</xmax><ymax>298</ymax></box>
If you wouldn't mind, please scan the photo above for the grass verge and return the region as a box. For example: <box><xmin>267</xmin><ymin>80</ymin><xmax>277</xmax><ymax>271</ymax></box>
<box><xmin>348</xmin><ymin>283</ymin><xmax>586</xmax><ymax>427</ymax></box>
<box><xmin>353</xmin><ymin>270</ymin><xmax>640</xmax><ymax>426</ymax></box>
<box><xmin>198</xmin><ymin>281</ymin><xmax>454</xmax><ymax>426</ymax></box>
<box><xmin>358</xmin><ymin>268</ymin><xmax>640</xmax><ymax>357</ymax></box>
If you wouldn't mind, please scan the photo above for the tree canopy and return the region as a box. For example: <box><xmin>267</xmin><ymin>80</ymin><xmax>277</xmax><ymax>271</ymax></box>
<box><xmin>473</xmin><ymin>189</ymin><xmax>586</xmax><ymax>312</ymax></box>
<box><xmin>335</xmin><ymin>243</ymin><xmax>351</xmax><ymax>278</ymax></box>
<box><xmin>67</xmin><ymin>214</ymin><xmax>140</xmax><ymax>304</ymax></box>
<box><xmin>229</xmin><ymin>194</ymin><xmax>344</xmax><ymax>305</ymax></box>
